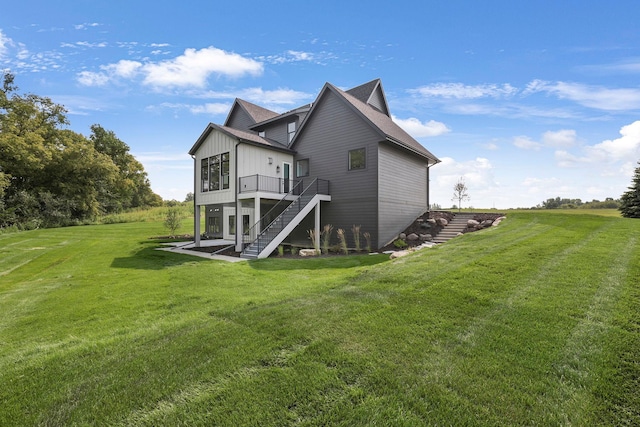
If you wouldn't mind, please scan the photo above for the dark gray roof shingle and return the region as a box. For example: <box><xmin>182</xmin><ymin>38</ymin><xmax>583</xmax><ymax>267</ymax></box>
<box><xmin>332</xmin><ymin>84</ymin><xmax>440</xmax><ymax>164</ymax></box>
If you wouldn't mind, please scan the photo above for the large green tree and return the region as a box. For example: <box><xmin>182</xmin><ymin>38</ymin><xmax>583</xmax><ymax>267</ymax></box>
<box><xmin>89</xmin><ymin>124</ymin><xmax>162</xmax><ymax>212</ymax></box>
<box><xmin>619</xmin><ymin>161</ymin><xmax>640</xmax><ymax>218</ymax></box>
<box><xmin>0</xmin><ymin>72</ymin><xmax>161</xmax><ymax>229</ymax></box>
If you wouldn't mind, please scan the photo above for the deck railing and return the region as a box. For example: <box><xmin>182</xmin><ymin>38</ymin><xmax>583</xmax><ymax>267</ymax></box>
<box><xmin>241</xmin><ymin>178</ymin><xmax>330</xmax><ymax>255</ymax></box>
<box><xmin>238</xmin><ymin>174</ymin><xmax>301</xmax><ymax>194</ymax></box>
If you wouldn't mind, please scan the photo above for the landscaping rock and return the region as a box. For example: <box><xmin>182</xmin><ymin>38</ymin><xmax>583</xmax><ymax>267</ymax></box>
<box><xmin>492</xmin><ymin>216</ymin><xmax>506</xmax><ymax>226</ymax></box>
<box><xmin>390</xmin><ymin>250</ymin><xmax>411</xmax><ymax>259</ymax></box>
<box><xmin>407</xmin><ymin>233</ymin><xmax>419</xmax><ymax>241</ymax></box>
<box><xmin>419</xmin><ymin>234</ymin><xmax>431</xmax><ymax>241</ymax></box>
<box><xmin>399</xmin><ymin>233</ymin><xmax>407</xmax><ymax>240</ymax></box>
<box><xmin>299</xmin><ymin>249</ymin><xmax>318</xmax><ymax>257</ymax></box>
<box><xmin>436</xmin><ymin>217</ymin><xmax>448</xmax><ymax>226</ymax></box>
<box><xmin>467</xmin><ymin>219</ymin><xmax>480</xmax><ymax>227</ymax></box>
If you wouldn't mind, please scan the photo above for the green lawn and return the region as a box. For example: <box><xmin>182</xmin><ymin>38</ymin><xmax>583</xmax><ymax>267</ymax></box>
<box><xmin>1</xmin><ymin>211</ymin><xmax>638</xmax><ymax>426</ymax></box>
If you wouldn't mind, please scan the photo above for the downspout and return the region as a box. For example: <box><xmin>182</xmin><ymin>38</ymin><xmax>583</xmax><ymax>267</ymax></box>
<box><xmin>234</xmin><ymin>141</ymin><xmax>243</xmax><ymax>252</ymax></box>
<box><xmin>426</xmin><ymin>162</ymin><xmax>433</xmax><ymax>212</ymax></box>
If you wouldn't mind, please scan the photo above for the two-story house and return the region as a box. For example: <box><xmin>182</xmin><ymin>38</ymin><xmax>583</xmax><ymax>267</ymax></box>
<box><xmin>188</xmin><ymin>79</ymin><xmax>440</xmax><ymax>258</ymax></box>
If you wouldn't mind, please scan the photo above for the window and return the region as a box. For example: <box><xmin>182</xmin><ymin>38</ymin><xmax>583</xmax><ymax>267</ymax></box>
<box><xmin>200</xmin><ymin>152</ymin><xmax>230</xmax><ymax>192</ymax></box>
<box><xmin>201</xmin><ymin>159</ymin><xmax>209</xmax><ymax>192</ymax></box>
<box><xmin>287</xmin><ymin>121</ymin><xmax>296</xmax><ymax>143</ymax></box>
<box><xmin>258</xmin><ymin>131</ymin><xmax>265</xmax><ymax>138</ymax></box>
<box><xmin>242</xmin><ymin>214</ymin><xmax>250</xmax><ymax>234</ymax></box>
<box><xmin>209</xmin><ymin>155</ymin><xmax>220</xmax><ymax>191</ymax></box>
<box><xmin>349</xmin><ymin>148</ymin><xmax>366</xmax><ymax>170</ymax></box>
<box><xmin>228</xmin><ymin>215</ymin><xmax>236</xmax><ymax>235</ymax></box>
<box><xmin>221</xmin><ymin>152</ymin><xmax>230</xmax><ymax>189</ymax></box>
<box><xmin>296</xmin><ymin>159</ymin><xmax>309</xmax><ymax>177</ymax></box>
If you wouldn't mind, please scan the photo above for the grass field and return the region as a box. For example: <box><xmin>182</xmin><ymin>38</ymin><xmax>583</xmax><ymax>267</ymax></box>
<box><xmin>0</xmin><ymin>210</ymin><xmax>638</xmax><ymax>426</ymax></box>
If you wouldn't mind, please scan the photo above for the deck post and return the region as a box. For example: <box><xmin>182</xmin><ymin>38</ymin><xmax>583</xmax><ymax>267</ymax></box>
<box><xmin>314</xmin><ymin>201</ymin><xmax>320</xmax><ymax>252</ymax></box>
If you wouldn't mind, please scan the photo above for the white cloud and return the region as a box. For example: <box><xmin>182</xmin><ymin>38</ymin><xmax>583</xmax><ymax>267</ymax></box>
<box><xmin>107</xmin><ymin>59</ymin><xmax>143</xmax><ymax>78</ymax></box>
<box><xmin>0</xmin><ymin>29</ymin><xmax>13</xmax><ymax>58</ymax></box>
<box><xmin>430</xmin><ymin>156</ymin><xmax>498</xmax><ymax>207</ymax></box>
<box><xmin>555</xmin><ymin>120</ymin><xmax>640</xmax><ymax>168</ymax></box>
<box><xmin>74</xmin><ymin>23</ymin><xmax>100</xmax><ymax>30</ymax></box>
<box><xmin>542</xmin><ymin>129</ymin><xmax>577</xmax><ymax>148</ymax></box>
<box><xmin>525</xmin><ymin>79</ymin><xmax>640</xmax><ymax>111</ymax></box>
<box><xmin>513</xmin><ymin>136</ymin><xmax>542</xmax><ymax>150</ymax></box>
<box><xmin>410</xmin><ymin>83</ymin><xmax>518</xmax><ymax>99</ymax></box>
<box><xmin>77</xmin><ymin>70</ymin><xmax>111</xmax><ymax>86</ymax></box>
<box><xmin>154</xmin><ymin>102</ymin><xmax>231</xmax><ymax>115</ymax></box>
<box><xmin>482</xmin><ymin>142</ymin><xmax>499</xmax><ymax>150</ymax></box>
<box><xmin>588</xmin><ymin>120</ymin><xmax>640</xmax><ymax>161</ymax></box>
<box><xmin>77</xmin><ymin>46</ymin><xmax>263</xmax><ymax>88</ymax></box>
<box><xmin>198</xmin><ymin>87</ymin><xmax>312</xmax><ymax>108</ymax></box>
<box><xmin>392</xmin><ymin>116</ymin><xmax>450</xmax><ymax>137</ymax></box>
<box><xmin>142</xmin><ymin>47</ymin><xmax>263</xmax><ymax>87</ymax></box>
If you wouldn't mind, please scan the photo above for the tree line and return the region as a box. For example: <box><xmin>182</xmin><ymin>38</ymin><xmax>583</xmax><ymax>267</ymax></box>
<box><xmin>533</xmin><ymin>197</ymin><xmax>621</xmax><ymax>210</ymax></box>
<box><xmin>0</xmin><ymin>73</ymin><xmax>162</xmax><ymax>230</ymax></box>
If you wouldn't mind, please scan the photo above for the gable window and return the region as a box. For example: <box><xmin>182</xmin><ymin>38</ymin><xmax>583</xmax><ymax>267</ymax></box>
<box><xmin>258</xmin><ymin>131</ymin><xmax>265</xmax><ymax>138</ymax></box>
<box><xmin>287</xmin><ymin>121</ymin><xmax>296</xmax><ymax>143</ymax></box>
<box><xmin>348</xmin><ymin>148</ymin><xmax>366</xmax><ymax>170</ymax></box>
<box><xmin>200</xmin><ymin>152</ymin><xmax>230</xmax><ymax>192</ymax></box>
<box><xmin>201</xmin><ymin>159</ymin><xmax>209</xmax><ymax>192</ymax></box>
<box><xmin>296</xmin><ymin>159</ymin><xmax>309</xmax><ymax>177</ymax></box>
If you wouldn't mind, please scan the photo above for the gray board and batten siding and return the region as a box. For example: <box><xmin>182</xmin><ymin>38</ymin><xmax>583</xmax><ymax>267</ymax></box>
<box><xmin>377</xmin><ymin>141</ymin><xmax>429</xmax><ymax>246</ymax></box>
<box><xmin>291</xmin><ymin>87</ymin><xmax>381</xmax><ymax>248</ymax></box>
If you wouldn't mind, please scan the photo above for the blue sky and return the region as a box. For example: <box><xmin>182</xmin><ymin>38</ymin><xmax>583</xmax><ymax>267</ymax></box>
<box><xmin>2</xmin><ymin>1</ymin><xmax>640</xmax><ymax>208</ymax></box>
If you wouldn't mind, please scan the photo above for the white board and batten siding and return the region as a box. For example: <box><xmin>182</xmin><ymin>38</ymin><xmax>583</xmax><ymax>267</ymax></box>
<box><xmin>194</xmin><ymin>128</ymin><xmax>295</xmax><ymax>206</ymax></box>
<box><xmin>236</xmin><ymin>144</ymin><xmax>293</xmax><ymax>179</ymax></box>
<box><xmin>194</xmin><ymin>130</ymin><xmax>236</xmax><ymax>206</ymax></box>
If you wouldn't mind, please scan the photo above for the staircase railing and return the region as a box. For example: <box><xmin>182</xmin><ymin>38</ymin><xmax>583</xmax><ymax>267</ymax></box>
<box><xmin>242</xmin><ymin>178</ymin><xmax>330</xmax><ymax>256</ymax></box>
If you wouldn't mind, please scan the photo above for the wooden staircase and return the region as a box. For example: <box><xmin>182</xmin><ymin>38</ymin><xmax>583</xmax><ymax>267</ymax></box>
<box><xmin>432</xmin><ymin>213</ymin><xmax>476</xmax><ymax>244</ymax></box>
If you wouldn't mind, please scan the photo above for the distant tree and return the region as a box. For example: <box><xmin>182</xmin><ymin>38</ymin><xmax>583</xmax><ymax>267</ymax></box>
<box><xmin>184</xmin><ymin>192</ymin><xmax>194</xmax><ymax>202</ymax></box>
<box><xmin>619</xmin><ymin>161</ymin><xmax>640</xmax><ymax>218</ymax></box>
<box><xmin>89</xmin><ymin>124</ymin><xmax>162</xmax><ymax>211</ymax></box>
<box><xmin>452</xmin><ymin>177</ymin><xmax>470</xmax><ymax>212</ymax></box>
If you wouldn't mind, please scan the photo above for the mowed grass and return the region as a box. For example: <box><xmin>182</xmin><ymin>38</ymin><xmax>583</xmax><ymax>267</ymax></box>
<box><xmin>0</xmin><ymin>211</ymin><xmax>638</xmax><ymax>426</ymax></box>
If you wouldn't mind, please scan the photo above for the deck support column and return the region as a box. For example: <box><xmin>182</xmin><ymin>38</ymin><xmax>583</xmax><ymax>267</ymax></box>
<box><xmin>194</xmin><ymin>205</ymin><xmax>201</xmax><ymax>247</ymax></box>
<box><xmin>314</xmin><ymin>201</ymin><xmax>321</xmax><ymax>252</ymax></box>
<box><xmin>235</xmin><ymin>198</ymin><xmax>243</xmax><ymax>252</ymax></box>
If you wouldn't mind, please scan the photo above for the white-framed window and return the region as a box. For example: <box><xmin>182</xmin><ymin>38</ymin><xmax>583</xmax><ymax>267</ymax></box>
<box><xmin>287</xmin><ymin>121</ymin><xmax>296</xmax><ymax>143</ymax></box>
<box><xmin>296</xmin><ymin>159</ymin><xmax>309</xmax><ymax>177</ymax></box>
<box><xmin>348</xmin><ymin>148</ymin><xmax>366</xmax><ymax>170</ymax></box>
<box><xmin>258</xmin><ymin>131</ymin><xmax>265</xmax><ymax>138</ymax></box>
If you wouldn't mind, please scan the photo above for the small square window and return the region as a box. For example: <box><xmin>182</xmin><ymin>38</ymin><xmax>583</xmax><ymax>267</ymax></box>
<box><xmin>258</xmin><ymin>131</ymin><xmax>265</xmax><ymax>137</ymax></box>
<box><xmin>296</xmin><ymin>159</ymin><xmax>309</xmax><ymax>177</ymax></box>
<box><xmin>349</xmin><ymin>148</ymin><xmax>366</xmax><ymax>170</ymax></box>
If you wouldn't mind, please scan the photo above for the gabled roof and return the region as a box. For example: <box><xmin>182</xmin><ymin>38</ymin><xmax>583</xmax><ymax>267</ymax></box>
<box><xmin>189</xmin><ymin>123</ymin><xmax>294</xmax><ymax>156</ymax></box>
<box><xmin>223</xmin><ymin>99</ymin><xmax>279</xmax><ymax>127</ymax></box>
<box><xmin>346</xmin><ymin>78</ymin><xmax>390</xmax><ymax>116</ymax></box>
<box><xmin>249</xmin><ymin>103</ymin><xmax>312</xmax><ymax>130</ymax></box>
<box><xmin>292</xmin><ymin>83</ymin><xmax>440</xmax><ymax>165</ymax></box>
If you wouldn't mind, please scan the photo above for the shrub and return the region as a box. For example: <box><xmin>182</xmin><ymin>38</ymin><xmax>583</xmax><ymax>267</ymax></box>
<box><xmin>351</xmin><ymin>225</ymin><xmax>361</xmax><ymax>252</ymax></box>
<box><xmin>363</xmin><ymin>231</ymin><xmax>372</xmax><ymax>253</ymax></box>
<box><xmin>336</xmin><ymin>228</ymin><xmax>349</xmax><ymax>255</ymax></box>
<box><xmin>321</xmin><ymin>224</ymin><xmax>333</xmax><ymax>254</ymax></box>
<box><xmin>393</xmin><ymin>238</ymin><xmax>408</xmax><ymax>249</ymax></box>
